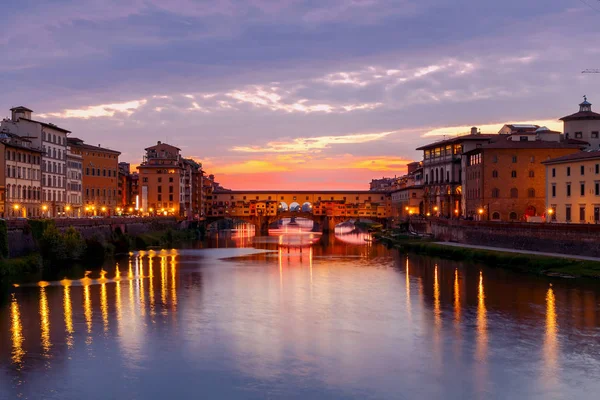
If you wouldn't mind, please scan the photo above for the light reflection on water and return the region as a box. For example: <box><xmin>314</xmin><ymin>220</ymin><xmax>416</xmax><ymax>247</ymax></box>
<box><xmin>0</xmin><ymin>237</ymin><xmax>599</xmax><ymax>399</ymax></box>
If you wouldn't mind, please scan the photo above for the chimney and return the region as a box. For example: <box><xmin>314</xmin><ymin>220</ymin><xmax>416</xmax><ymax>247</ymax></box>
<box><xmin>470</xmin><ymin>127</ymin><xmax>478</xmax><ymax>135</ymax></box>
<box><xmin>157</xmin><ymin>141</ymin><xmax>162</xmax><ymax>145</ymax></box>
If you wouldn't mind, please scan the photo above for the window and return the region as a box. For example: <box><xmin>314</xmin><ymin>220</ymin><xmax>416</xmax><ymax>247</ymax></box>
<box><xmin>581</xmin><ymin>165</ymin><xmax>585</xmax><ymax>176</ymax></box>
<box><xmin>492</xmin><ymin>212</ymin><xmax>500</xmax><ymax>220</ymax></box>
<box><xmin>158</xmin><ymin>177</ymin><xmax>162</xmax><ymax>183</ymax></box>
<box><xmin>510</xmin><ymin>188</ymin><xmax>518</xmax><ymax>198</ymax></box>
<box><xmin>575</xmin><ymin>132</ymin><xmax>583</xmax><ymax>139</ymax></box>
<box><xmin>512</xmin><ymin>156</ymin><xmax>517</xmax><ymax>163</ymax></box>
<box><xmin>581</xmin><ymin>183</ymin><xmax>585</xmax><ymax>196</ymax></box>
<box><xmin>528</xmin><ymin>170</ymin><xmax>534</xmax><ymax>178</ymax></box>
<box><xmin>492</xmin><ymin>170</ymin><xmax>498</xmax><ymax>178</ymax></box>
<box><xmin>169</xmin><ymin>177</ymin><xmax>174</xmax><ymax>183</ymax></box>
<box><xmin>567</xmin><ymin>167</ymin><xmax>571</xmax><ymax>176</ymax></box>
<box><xmin>580</xmin><ymin>206</ymin><xmax>586</xmax><ymax>221</ymax></box>
<box><xmin>511</xmin><ymin>170</ymin><xmax>517</xmax><ymax>178</ymax></box>
<box><xmin>158</xmin><ymin>194</ymin><xmax>162</xmax><ymax>201</ymax></box>
<box><xmin>552</xmin><ymin>168</ymin><xmax>556</xmax><ymax>177</ymax></box>
<box><xmin>530</xmin><ymin>156</ymin><xmax>535</xmax><ymax>163</ymax></box>
<box><xmin>552</xmin><ymin>184</ymin><xmax>556</xmax><ymax>197</ymax></box>
<box><xmin>509</xmin><ymin>212</ymin><xmax>517</xmax><ymax>220</ymax></box>
<box><xmin>158</xmin><ymin>186</ymin><xmax>162</xmax><ymax>193</ymax></box>
<box><xmin>566</xmin><ymin>206</ymin><xmax>572</xmax><ymax>221</ymax></box>
<box><xmin>592</xmin><ymin>131</ymin><xmax>599</xmax><ymax>139</ymax></box>
<box><xmin>169</xmin><ymin>186</ymin><xmax>173</xmax><ymax>193</ymax></box>
<box><xmin>596</xmin><ymin>164</ymin><xmax>599</xmax><ymax>174</ymax></box>
<box><xmin>492</xmin><ymin>155</ymin><xmax>498</xmax><ymax>163</ymax></box>
<box><xmin>142</xmin><ymin>177</ymin><xmax>148</xmax><ymax>183</ymax></box>
<box><xmin>527</xmin><ymin>188</ymin><xmax>535</xmax><ymax>198</ymax></box>
<box><xmin>492</xmin><ymin>188</ymin><xmax>500</xmax><ymax>198</ymax></box>
<box><xmin>596</xmin><ymin>182</ymin><xmax>600</xmax><ymax>196</ymax></box>
<box><xmin>567</xmin><ymin>183</ymin><xmax>571</xmax><ymax>197</ymax></box>
<box><xmin>169</xmin><ymin>194</ymin><xmax>174</xmax><ymax>201</ymax></box>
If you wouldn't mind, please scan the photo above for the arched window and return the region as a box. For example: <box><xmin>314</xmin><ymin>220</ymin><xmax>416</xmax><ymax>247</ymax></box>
<box><xmin>509</xmin><ymin>212</ymin><xmax>518</xmax><ymax>220</ymax></box>
<box><xmin>510</xmin><ymin>188</ymin><xmax>518</xmax><ymax>198</ymax></box>
<box><xmin>528</xmin><ymin>170</ymin><xmax>534</xmax><ymax>178</ymax></box>
<box><xmin>492</xmin><ymin>188</ymin><xmax>500</xmax><ymax>198</ymax></box>
<box><xmin>5</xmin><ymin>184</ymin><xmax>10</xmax><ymax>200</ymax></box>
<box><xmin>492</xmin><ymin>170</ymin><xmax>498</xmax><ymax>178</ymax></box>
<box><xmin>527</xmin><ymin>188</ymin><xmax>535</xmax><ymax>198</ymax></box>
<box><xmin>22</xmin><ymin>186</ymin><xmax>26</xmax><ymax>199</ymax></box>
<box><xmin>492</xmin><ymin>212</ymin><xmax>500</xmax><ymax>220</ymax></box>
<box><xmin>435</xmin><ymin>169</ymin><xmax>439</xmax><ymax>183</ymax></box>
<box><xmin>511</xmin><ymin>170</ymin><xmax>517</xmax><ymax>178</ymax></box>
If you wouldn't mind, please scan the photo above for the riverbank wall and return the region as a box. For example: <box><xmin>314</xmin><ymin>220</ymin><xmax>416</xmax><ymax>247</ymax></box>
<box><xmin>5</xmin><ymin>217</ymin><xmax>181</xmax><ymax>257</ymax></box>
<box><xmin>428</xmin><ymin>219</ymin><xmax>600</xmax><ymax>258</ymax></box>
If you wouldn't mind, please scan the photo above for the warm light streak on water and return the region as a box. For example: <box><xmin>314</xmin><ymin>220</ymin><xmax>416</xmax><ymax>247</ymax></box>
<box><xmin>433</xmin><ymin>265</ymin><xmax>441</xmax><ymax>327</ymax></box>
<box><xmin>39</xmin><ymin>286</ymin><xmax>51</xmax><ymax>356</ymax></box>
<box><xmin>63</xmin><ymin>285</ymin><xmax>74</xmax><ymax>349</ymax></box>
<box><xmin>138</xmin><ymin>256</ymin><xmax>146</xmax><ymax>317</ymax></box>
<box><xmin>170</xmin><ymin>255</ymin><xmax>177</xmax><ymax>311</ymax></box>
<box><xmin>83</xmin><ymin>284</ymin><xmax>92</xmax><ymax>335</ymax></box>
<box><xmin>101</xmin><ymin>283</ymin><xmax>109</xmax><ymax>333</ymax></box>
<box><xmin>454</xmin><ymin>269</ymin><xmax>461</xmax><ymax>323</ymax></box>
<box><xmin>10</xmin><ymin>295</ymin><xmax>25</xmax><ymax>367</ymax></box>
<box><xmin>148</xmin><ymin>256</ymin><xmax>156</xmax><ymax>318</ymax></box>
<box><xmin>475</xmin><ymin>270</ymin><xmax>489</xmax><ymax>397</ymax></box>
<box><xmin>160</xmin><ymin>255</ymin><xmax>167</xmax><ymax>308</ymax></box>
<box><xmin>542</xmin><ymin>285</ymin><xmax>560</xmax><ymax>391</ymax></box>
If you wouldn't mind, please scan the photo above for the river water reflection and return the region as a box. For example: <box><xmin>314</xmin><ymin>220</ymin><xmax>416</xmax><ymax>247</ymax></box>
<box><xmin>1</xmin><ymin>228</ymin><xmax>600</xmax><ymax>399</ymax></box>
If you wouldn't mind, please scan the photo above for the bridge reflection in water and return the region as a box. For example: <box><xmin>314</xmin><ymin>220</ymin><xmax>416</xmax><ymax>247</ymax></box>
<box><xmin>2</xmin><ymin>241</ymin><xmax>600</xmax><ymax>399</ymax></box>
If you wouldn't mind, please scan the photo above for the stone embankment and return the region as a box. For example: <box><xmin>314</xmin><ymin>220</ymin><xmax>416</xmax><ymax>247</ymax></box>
<box><xmin>6</xmin><ymin>217</ymin><xmax>181</xmax><ymax>257</ymax></box>
<box><xmin>411</xmin><ymin>219</ymin><xmax>600</xmax><ymax>258</ymax></box>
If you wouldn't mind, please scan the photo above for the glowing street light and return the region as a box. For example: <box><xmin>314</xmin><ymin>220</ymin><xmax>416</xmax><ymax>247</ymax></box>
<box><xmin>128</xmin><ymin>207</ymin><xmax>134</xmax><ymax>212</ymax></box>
<box><xmin>101</xmin><ymin>206</ymin><xmax>107</xmax><ymax>212</ymax></box>
<box><xmin>478</xmin><ymin>208</ymin><xmax>484</xmax><ymax>215</ymax></box>
<box><xmin>65</xmin><ymin>205</ymin><xmax>71</xmax><ymax>212</ymax></box>
<box><xmin>13</xmin><ymin>204</ymin><xmax>20</xmax><ymax>210</ymax></box>
<box><xmin>547</xmin><ymin>208</ymin><xmax>554</xmax><ymax>215</ymax></box>
<box><xmin>433</xmin><ymin>206</ymin><xmax>439</xmax><ymax>212</ymax></box>
<box><xmin>42</xmin><ymin>205</ymin><xmax>48</xmax><ymax>211</ymax></box>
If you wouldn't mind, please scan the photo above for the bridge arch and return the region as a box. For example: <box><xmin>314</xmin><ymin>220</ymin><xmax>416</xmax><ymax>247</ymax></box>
<box><xmin>289</xmin><ymin>202</ymin><xmax>301</xmax><ymax>212</ymax></box>
<box><xmin>301</xmin><ymin>202</ymin><xmax>312</xmax><ymax>212</ymax></box>
<box><xmin>279</xmin><ymin>202</ymin><xmax>289</xmax><ymax>212</ymax></box>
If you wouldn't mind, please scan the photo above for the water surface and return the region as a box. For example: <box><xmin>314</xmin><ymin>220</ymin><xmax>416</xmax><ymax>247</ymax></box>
<box><xmin>1</xmin><ymin>231</ymin><xmax>599</xmax><ymax>399</ymax></box>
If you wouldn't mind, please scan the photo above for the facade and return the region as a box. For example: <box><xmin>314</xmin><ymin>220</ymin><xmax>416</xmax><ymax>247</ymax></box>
<box><xmin>181</xmin><ymin>158</ymin><xmax>204</xmax><ymax>220</ymax></box>
<box><xmin>543</xmin><ymin>150</ymin><xmax>600</xmax><ymax>223</ymax></box>
<box><xmin>390</xmin><ymin>162</ymin><xmax>424</xmax><ymax>219</ymax></box>
<box><xmin>0</xmin><ymin>130</ymin><xmax>43</xmax><ymax>218</ymax></box>
<box><xmin>137</xmin><ymin>141</ymin><xmax>183</xmax><ymax>216</ymax></box>
<box><xmin>561</xmin><ymin>97</ymin><xmax>600</xmax><ymax>149</ymax></box>
<box><xmin>118</xmin><ymin>162</ymin><xmax>135</xmax><ymax>210</ymax></box>
<box><xmin>464</xmin><ymin>139</ymin><xmax>582</xmax><ymax>221</ymax></box>
<box><xmin>67</xmin><ymin>138</ymin><xmax>120</xmax><ymax>215</ymax></box>
<box><xmin>417</xmin><ymin>127</ymin><xmax>498</xmax><ymax>217</ymax></box>
<box><xmin>66</xmin><ymin>144</ymin><xmax>83</xmax><ymax>216</ymax></box>
<box><xmin>1</xmin><ymin>107</ymin><xmax>70</xmax><ymax>217</ymax></box>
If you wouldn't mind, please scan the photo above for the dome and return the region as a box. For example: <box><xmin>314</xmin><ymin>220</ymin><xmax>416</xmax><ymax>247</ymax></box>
<box><xmin>535</xmin><ymin>126</ymin><xmax>550</xmax><ymax>133</ymax></box>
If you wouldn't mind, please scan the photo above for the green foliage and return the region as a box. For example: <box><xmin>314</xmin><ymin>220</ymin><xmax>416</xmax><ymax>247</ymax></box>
<box><xmin>0</xmin><ymin>254</ymin><xmax>42</xmax><ymax>278</ymax></box>
<box><xmin>396</xmin><ymin>241</ymin><xmax>600</xmax><ymax>279</ymax></box>
<box><xmin>39</xmin><ymin>225</ymin><xmax>86</xmax><ymax>263</ymax></box>
<box><xmin>28</xmin><ymin>219</ymin><xmax>55</xmax><ymax>242</ymax></box>
<box><xmin>0</xmin><ymin>219</ymin><xmax>8</xmax><ymax>258</ymax></box>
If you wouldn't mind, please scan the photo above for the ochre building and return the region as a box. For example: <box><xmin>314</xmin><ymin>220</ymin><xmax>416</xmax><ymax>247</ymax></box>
<box><xmin>67</xmin><ymin>138</ymin><xmax>120</xmax><ymax>215</ymax></box>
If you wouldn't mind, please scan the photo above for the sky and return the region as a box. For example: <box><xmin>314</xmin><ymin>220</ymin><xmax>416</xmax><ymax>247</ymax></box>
<box><xmin>1</xmin><ymin>0</ymin><xmax>600</xmax><ymax>190</ymax></box>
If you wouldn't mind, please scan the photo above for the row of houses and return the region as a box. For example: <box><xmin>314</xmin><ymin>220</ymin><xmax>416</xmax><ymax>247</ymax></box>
<box><xmin>0</xmin><ymin>106</ymin><xmax>222</xmax><ymax>219</ymax></box>
<box><xmin>382</xmin><ymin>97</ymin><xmax>600</xmax><ymax>224</ymax></box>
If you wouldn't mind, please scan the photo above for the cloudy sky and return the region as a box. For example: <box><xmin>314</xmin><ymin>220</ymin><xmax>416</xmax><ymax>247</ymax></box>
<box><xmin>2</xmin><ymin>0</ymin><xmax>599</xmax><ymax>189</ymax></box>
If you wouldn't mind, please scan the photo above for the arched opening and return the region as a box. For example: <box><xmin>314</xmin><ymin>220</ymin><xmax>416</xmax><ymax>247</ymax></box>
<box><xmin>525</xmin><ymin>206</ymin><xmax>536</xmax><ymax>217</ymax></box>
<box><xmin>289</xmin><ymin>202</ymin><xmax>300</xmax><ymax>212</ymax></box>
<box><xmin>279</xmin><ymin>202</ymin><xmax>289</xmax><ymax>212</ymax></box>
<box><xmin>492</xmin><ymin>212</ymin><xmax>500</xmax><ymax>220</ymax></box>
<box><xmin>509</xmin><ymin>212</ymin><xmax>518</xmax><ymax>221</ymax></box>
<box><xmin>301</xmin><ymin>202</ymin><xmax>312</xmax><ymax>212</ymax></box>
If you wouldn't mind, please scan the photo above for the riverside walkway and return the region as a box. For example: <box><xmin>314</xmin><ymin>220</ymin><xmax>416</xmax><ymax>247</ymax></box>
<box><xmin>435</xmin><ymin>242</ymin><xmax>600</xmax><ymax>262</ymax></box>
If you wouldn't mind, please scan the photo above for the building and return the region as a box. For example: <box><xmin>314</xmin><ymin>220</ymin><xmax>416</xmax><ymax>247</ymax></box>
<box><xmin>417</xmin><ymin>127</ymin><xmax>498</xmax><ymax>217</ymax></box>
<box><xmin>67</xmin><ymin>138</ymin><xmax>120</xmax><ymax>215</ymax></box>
<box><xmin>0</xmin><ymin>130</ymin><xmax>43</xmax><ymax>218</ymax></box>
<box><xmin>543</xmin><ymin>150</ymin><xmax>600</xmax><ymax>223</ymax></box>
<box><xmin>464</xmin><ymin>138</ymin><xmax>582</xmax><ymax>221</ymax></box>
<box><xmin>390</xmin><ymin>162</ymin><xmax>424</xmax><ymax>219</ymax></box>
<box><xmin>137</xmin><ymin>141</ymin><xmax>183</xmax><ymax>216</ymax></box>
<box><xmin>369</xmin><ymin>177</ymin><xmax>399</xmax><ymax>192</ymax></box>
<box><xmin>66</xmin><ymin>143</ymin><xmax>83</xmax><ymax>217</ymax></box>
<box><xmin>1</xmin><ymin>106</ymin><xmax>70</xmax><ymax>217</ymax></box>
<box><xmin>118</xmin><ymin>162</ymin><xmax>136</xmax><ymax>210</ymax></box>
<box><xmin>181</xmin><ymin>158</ymin><xmax>204</xmax><ymax>220</ymax></box>
<box><xmin>560</xmin><ymin>96</ymin><xmax>600</xmax><ymax>149</ymax></box>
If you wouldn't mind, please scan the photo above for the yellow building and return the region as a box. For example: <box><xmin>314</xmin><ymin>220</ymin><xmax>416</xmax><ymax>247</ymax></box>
<box><xmin>544</xmin><ymin>150</ymin><xmax>600</xmax><ymax>223</ymax></box>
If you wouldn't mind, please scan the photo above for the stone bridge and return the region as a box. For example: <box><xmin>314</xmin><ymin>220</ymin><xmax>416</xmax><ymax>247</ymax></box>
<box><xmin>207</xmin><ymin>190</ymin><xmax>391</xmax><ymax>234</ymax></box>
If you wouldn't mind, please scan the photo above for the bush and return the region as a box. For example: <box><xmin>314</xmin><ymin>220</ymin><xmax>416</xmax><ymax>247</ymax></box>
<box><xmin>0</xmin><ymin>254</ymin><xmax>42</xmax><ymax>277</ymax></box>
<box><xmin>0</xmin><ymin>219</ymin><xmax>8</xmax><ymax>258</ymax></box>
<box><xmin>39</xmin><ymin>225</ymin><xmax>87</xmax><ymax>263</ymax></box>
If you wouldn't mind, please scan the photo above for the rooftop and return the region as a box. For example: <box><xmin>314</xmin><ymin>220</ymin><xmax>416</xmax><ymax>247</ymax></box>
<box><xmin>543</xmin><ymin>149</ymin><xmax>600</xmax><ymax>164</ymax></box>
<box><xmin>67</xmin><ymin>137</ymin><xmax>121</xmax><ymax>154</ymax></box>
<box><xmin>465</xmin><ymin>137</ymin><xmax>583</xmax><ymax>152</ymax></box>
<box><xmin>416</xmin><ymin>133</ymin><xmax>498</xmax><ymax>151</ymax></box>
<box><xmin>18</xmin><ymin>117</ymin><xmax>71</xmax><ymax>133</ymax></box>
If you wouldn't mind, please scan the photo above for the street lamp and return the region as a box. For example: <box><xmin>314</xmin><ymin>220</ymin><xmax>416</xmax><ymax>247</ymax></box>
<box><xmin>547</xmin><ymin>208</ymin><xmax>554</xmax><ymax>222</ymax></box>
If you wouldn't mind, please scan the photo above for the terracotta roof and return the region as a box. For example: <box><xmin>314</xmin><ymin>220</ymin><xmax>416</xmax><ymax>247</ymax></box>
<box><xmin>10</xmin><ymin>106</ymin><xmax>33</xmax><ymax>112</ymax></box>
<box><xmin>465</xmin><ymin>137</ymin><xmax>583</xmax><ymax>152</ymax></box>
<box><xmin>213</xmin><ymin>190</ymin><xmax>389</xmax><ymax>195</ymax></box>
<box><xmin>416</xmin><ymin>134</ymin><xmax>498</xmax><ymax>150</ymax></box>
<box><xmin>18</xmin><ymin>117</ymin><xmax>71</xmax><ymax>133</ymax></box>
<box><xmin>542</xmin><ymin>150</ymin><xmax>600</xmax><ymax>164</ymax></box>
<box><xmin>559</xmin><ymin>111</ymin><xmax>600</xmax><ymax>121</ymax></box>
<box><xmin>67</xmin><ymin>139</ymin><xmax>121</xmax><ymax>154</ymax></box>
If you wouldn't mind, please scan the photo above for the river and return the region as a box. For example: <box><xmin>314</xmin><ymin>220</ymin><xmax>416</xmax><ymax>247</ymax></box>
<box><xmin>0</xmin><ymin>223</ymin><xmax>599</xmax><ymax>399</ymax></box>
